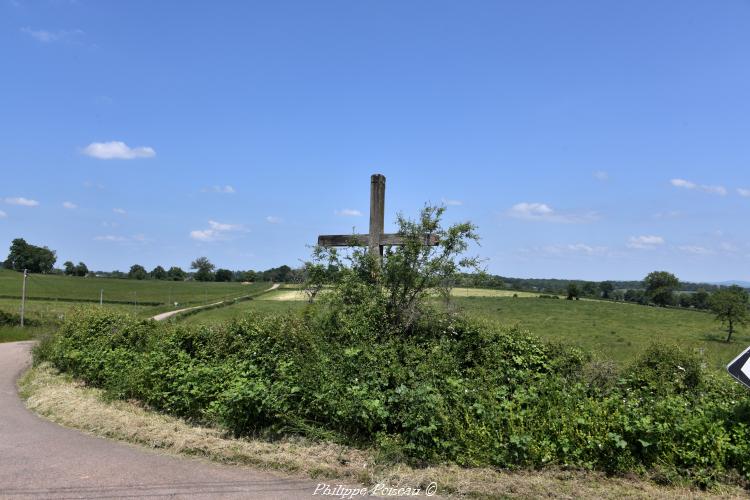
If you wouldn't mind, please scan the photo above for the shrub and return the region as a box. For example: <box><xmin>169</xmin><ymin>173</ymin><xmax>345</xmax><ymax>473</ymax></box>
<box><xmin>37</xmin><ymin>306</ymin><xmax>750</xmax><ymax>487</ymax></box>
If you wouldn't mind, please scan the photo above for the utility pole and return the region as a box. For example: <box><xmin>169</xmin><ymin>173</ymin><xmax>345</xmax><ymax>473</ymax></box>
<box><xmin>20</xmin><ymin>269</ymin><xmax>27</xmax><ymax>327</ymax></box>
<box><xmin>100</xmin><ymin>289</ymin><xmax>103</xmax><ymax>306</ymax></box>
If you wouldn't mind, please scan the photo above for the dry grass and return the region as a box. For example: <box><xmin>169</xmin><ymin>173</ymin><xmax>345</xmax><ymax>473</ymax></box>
<box><xmin>19</xmin><ymin>363</ymin><xmax>746</xmax><ymax>499</ymax></box>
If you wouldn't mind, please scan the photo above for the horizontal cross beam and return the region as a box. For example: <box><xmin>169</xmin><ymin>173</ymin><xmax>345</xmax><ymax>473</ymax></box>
<box><xmin>318</xmin><ymin>233</ymin><xmax>439</xmax><ymax>248</ymax></box>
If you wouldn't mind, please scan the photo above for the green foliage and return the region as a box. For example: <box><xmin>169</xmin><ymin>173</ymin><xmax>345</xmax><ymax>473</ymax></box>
<box><xmin>38</xmin><ymin>306</ymin><xmax>750</xmax><ymax>487</ymax></box>
<box><xmin>150</xmin><ymin>265</ymin><xmax>167</xmax><ymax>280</ymax></box>
<box><xmin>191</xmin><ymin>257</ymin><xmax>215</xmax><ymax>282</ymax></box>
<box><xmin>644</xmin><ymin>271</ymin><xmax>680</xmax><ymax>307</ymax></box>
<box><xmin>710</xmin><ymin>286</ymin><xmax>749</xmax><ymax>342</ymax></box>
<box><xmin>128</xmin><ymin>264</ymin><xmax>148</xmax><ymax>280</ymax></box>
<box><xmin>4</xmin><ymin>238</ymin><xmax>56</xmax><ymax>273</ymax></box>
<box><xmin>566</xmin><ymin>283</ymin><xmax>580</xmax><ymax>300</ymax></box>
<box><xmin>167</xmin><ymin>266</ymin><xmax>186</xmax><ymax>281</ymax></box>
<box><xmin>214</xmin><ymin>269</ymin><xmax>233</xmax><ymax>282</ymax></box>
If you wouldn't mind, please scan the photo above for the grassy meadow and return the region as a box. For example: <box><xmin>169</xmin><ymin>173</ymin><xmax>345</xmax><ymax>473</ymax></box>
<box><xmin>179</xmin><ymin>288</ymin><xmax>746</xmax><ymax>372</ymax></box>
<box><xmin>2</xmin><ymin>267</ymin><xmax>745</xmax><ymax>373</ymax></box>
<box><xmin>0</xmin><ymin>268</ymin><xmax>272</xmax><ymax>343</ymax></box>
<box><xmin>0</xmin><ymin>269</ymin><xmax>263</xmax><ymax>306</ymax></box>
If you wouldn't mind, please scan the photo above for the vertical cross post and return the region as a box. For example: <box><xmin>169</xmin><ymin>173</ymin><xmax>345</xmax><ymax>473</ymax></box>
<box><xmin>369</xmin><ymin>174</ymin><xmax>385</xmax><ymax>257</ymax></box>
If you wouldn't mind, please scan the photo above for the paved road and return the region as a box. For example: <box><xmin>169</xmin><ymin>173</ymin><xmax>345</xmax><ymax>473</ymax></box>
<box><xmin>151</xmin><ymin>284</ymin><xmax>281</xmax><ymax>322</ymax></box>
<box><xmin>0</xmin><ymin>341</ymin><xmax>317</xmax><ymax>499</ymax></box>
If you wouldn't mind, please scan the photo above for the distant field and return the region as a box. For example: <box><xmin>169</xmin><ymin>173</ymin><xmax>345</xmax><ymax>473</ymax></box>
<box><xmin>455</xmin><ymin>297</ymin><xmax>744</xmax><ymax>371</ymax></box>
<box><xmin>0</xmin><ymin>269</ymin><xmax>266</xmax><ymax>306</ymax></box>
<box><xmin>449</xmin><ymin>288</ymin><xmax>552</xmax><ymax>298</ymax></box>
<box><xmin>179</xmin><ymin>298</ymin><xmax>305</xmax><ymax>325</ymax></box>
<box><xmin>182</xmin><ymin>290</ymin><xmax>746</xmax><ymax>372</ymax></box>
<box><xmin>255</xmin><ymin>287</ymin><xmax>549</xmax><ymax>301</ymax></box>
<box><xmin>2</xmin><ymin>270</ymin><xmax>744</xmax><ymax>372</ymax></box>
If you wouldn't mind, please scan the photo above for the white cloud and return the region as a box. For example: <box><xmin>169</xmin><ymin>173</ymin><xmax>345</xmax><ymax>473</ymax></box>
<box><xmin>441</xmin><ymin>198</ymin><xmax>463</xmax><ymax>206</ymax></box>
<box><xmin>62</xmin><ymin>201</ymin><xmax>77</xmax><ymax>209</ymax></box>
<box><xmin>678</xmin><ymin>245</ymin><xmax>713</xmax><ymax>255</ymax></box>
<box><xmin>738</xmin><ymin>188</ymin><xmax>750</xmax><ymax>197</ymax></box>
<box><xmin>21</xmin><ymin>27</ymin><xmax>83</xmax><ymax>43</ymax></box>
<box><xmin>335</xmin><ymin>208</ymin><xmax>363</xmax><ymax>217</ymax></box>
<box><xmin>627</xmin><ymin>235</ymin><xmax>665</xmax><ymax>249</ymax></box>
<box><xmin>204</xmin><ymin>185</ymin><xmax>235</xmax><ymax>194</ymax></box>
<box><xmin>94</xmin><ymin>235</ymin><xmax>127</xmax><ymax>242</ymax></box>
<box><xmin>82</xmin><ymin>141</ymin><xmax>156</xmax><ymax>160</ymax></box>
<box><xmin>5</xmin><ymin>197</ymin><xmax>39</xmax><ymax>207</ymax></box>
<box><xmin>670</xmin><ymin>178</ymin><xmax>727</xmax><ymax>196</ymax></box>
<box><xmin>266</xmin><ymin>216</ymin><xmax>283</xmax><ymax>224</ymax></box>
<box><xmin>190</xmin><ymin>220</ymin><xmax>245</xmax><ymax>242</ymax></box>
<box><xmin>721</xmin><ymin>242</ymin><xmax>740</xmax><ymax>253</ymax></box>
<box><xmin>593</xmin><ymin>171</ymin><xmax>609</xmax><ymax>181</ymax></box>
<box><xmin>508</xmin><ymin>202</ymin><xmax>598</xmax><ymax>223</ymax></box>
<box><xmin>0</xmin><ymin>210</ymin><xmax>6</xmax><ymax>218</ymax></box>
<box><xmin>113</xmin><ymin>208</ymin><xmax>126</xmax><ymax>215</ymax></box>
<box><xmin>543</xmin><ymin>243</ymin><xmax>609</xmax><ymax>256</ymax></box>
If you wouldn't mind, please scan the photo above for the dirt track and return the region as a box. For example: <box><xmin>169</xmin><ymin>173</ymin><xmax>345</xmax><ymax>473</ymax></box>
<box><xmin>151</xmin><ymin>283</ymin><xmax>280</xmax><ymax>321</ymax></box>
<box><xmin>0</xmin><ymin>341</ymin><xmax>316</xmax><ymax>499</ymax></box>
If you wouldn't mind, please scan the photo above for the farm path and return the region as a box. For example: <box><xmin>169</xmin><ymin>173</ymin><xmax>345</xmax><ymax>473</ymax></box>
<box><xmin>151</xmin><ymin>283</ymin><xmax>281</xmax><ymax>321</ymax></box>
<box><xmin>0</xmin><ymin>341</ymin><xmax>317</xmax><ymax>499</ymax></box>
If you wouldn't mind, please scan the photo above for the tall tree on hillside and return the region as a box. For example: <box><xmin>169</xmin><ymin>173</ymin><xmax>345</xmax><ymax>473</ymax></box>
<box><xmin>191</xmin><ymin>257</ymin><xmax>215</xmax><ymax>282</ymax></box>
<box><xmin>644</xmin><ymin>271</ymin><xmax>679</xmax><ymax>307</ymax></box>
<box><xmin>566</xmin><ymin>283</ymin><xmax>580</xmax><ymax>300</ymax></box>
<box><xmin>128</xmin><ymin>264</ymin><xmax>148</xmax><ymax>280</ymax></box>
<box><xmin>710</xmin><ymin>285</ymin><xmax>749</xmax><ymax>342</ymax></box>
<box><xmin>600</xmin><ymin>281</ymin><xmax>615</xmax><ymax>299</ymax></box>
<box><xmin>150</xmin><ymin>265</ymin><xmax>167</xmax><ymax>280</ymax></box>
<box><xmin>4</xmin><ymin>238</ymin><xmax>56</xmax><ymax>273</ymax></box>
<box><xmin>167</xmin><ymin>266</ymin><xmax>186</xmax><ymax>281</ymax></box>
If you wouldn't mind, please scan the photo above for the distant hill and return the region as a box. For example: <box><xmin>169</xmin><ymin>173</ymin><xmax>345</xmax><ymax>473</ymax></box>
<box><xmin>713</xmin><ymin>280</ymin><xmax>750</xmax><ymax>288</ymax></box>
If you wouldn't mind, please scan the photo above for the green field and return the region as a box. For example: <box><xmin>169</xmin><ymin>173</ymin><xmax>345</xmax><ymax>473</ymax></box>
<box><xmin>0</xmin><ymin>269</ymin><xmax>273</xmax><ymax>343</ymax></box>
<box><xmin>2</xmin><ymin>268</ymin><xmax>745</xmax><ymax>372</ymax></box>
<box><xmin>455</xmin><ymin>296</ymin><xmax>745</xmax><ymax>371</ymax></box>
<box><xmin>179</xmin><ymin>291</ymin><xmax>746</xmax><ymax>372</ymax></box>
<box><xmin>0</xmin><ymin>269</ymin><xmax>264</xmax><ymax>306</ymax></box>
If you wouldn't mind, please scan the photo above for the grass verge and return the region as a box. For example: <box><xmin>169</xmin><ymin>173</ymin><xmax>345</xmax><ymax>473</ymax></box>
<box><xmin>18</xmin><ymin>362</ymin><xmax>745</xmax><ymax>499</ymax></box>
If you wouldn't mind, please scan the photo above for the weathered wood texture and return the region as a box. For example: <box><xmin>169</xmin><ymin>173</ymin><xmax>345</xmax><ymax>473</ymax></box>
<box><xmin>317</xmin><ymin>233</ymin><xmax>439</xmax><ymax>247</ymax></box>
<box><xmin>318</xmin><ymin>174</ymin><xmax>439</xmax><ymax>256</ymax></box>
<box><xmin>369</xmin><ymin>174</ymin><xmax>386</xmax><ymax>256</ymax></box>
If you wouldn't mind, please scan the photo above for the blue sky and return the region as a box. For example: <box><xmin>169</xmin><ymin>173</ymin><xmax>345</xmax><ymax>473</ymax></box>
<box><xmin>1</xmin><ymin>1</ymin><xmax>749</xmax><ymax>282</ymax></box>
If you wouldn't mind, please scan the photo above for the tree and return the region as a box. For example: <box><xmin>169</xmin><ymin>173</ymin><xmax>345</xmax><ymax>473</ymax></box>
<box><xmin>644</xmin><ymin>271</ymin><xmax>679</xmax><ymax>307</ymax></box>
<box><xmin>74</xmin><ymin>262</ymin><xmax>89</xmax><ymax>277</ymax></box>
<box><xmin>302</xmin><ymin>247</ymin><xmax>340</xmax><ymax>303</ymax></box>
<box><xmin>215</xmin><ymin>268</ymin><xmax>233</xmax><ymax>282</ymax></box>
<box><xmin>4</xmin><ymin>238</ymin><xmax>56</xmax><ymax>273</ymax></box>
<box><xmin>191</xmin><ymin>257</ymin><xmax>215</xmax><ymax>282</ymax></box>
<box><xmin>315</xmin><ymin>205</ymin><xmax>480</xmax><ymax>332</ymax></box>
<box><xmin>566</xmin><ymin>283</ymin><xmax>580</xmax><ymax>300</ymax></box>
<box><xmin>63</xmin><ymin>261</ymin><xmax>76</xmax><ymax>276</ymax></box>
<box><xmin>691</xmin><ymin>289</ymin><xmax>711</xmax><ymax>310</ymax></box>
<box><xmin>167</xmin><ymin>266</ymin><xmax>186</xmax><ymax>281</ymax></box>
<box><xmin>150</xmin><ymin>265</ymin><xmax>167</xmax><ymax>280</ymax></box>
<box><xmin>581</xmin><ymin>282</ymin><xmax>598</xmax><ymax>297</ymax></box>
<box><xmin>710</xmin><ymin>286</ymin><xmax>749</xmax><ymax>342</ymax></box>
<box><xmin>600</xmin><ymin>281</ymin><xmax>615</xmax><ymax>299</ymax></box>
<box><xmin>128</xmin><ymin>264</ymin><xmax>148</xmax><ymax>280</ymax></box>
<box><xmin>238</xmin><ymin>270</ymin><xmax>257</xmax><ymax>282</ymax></box>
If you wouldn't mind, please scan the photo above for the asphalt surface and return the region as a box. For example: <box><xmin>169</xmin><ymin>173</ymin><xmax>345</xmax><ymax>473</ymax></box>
<box><xmin>0</xmin><ymin>341</ymin><xmax>319</xmax><ymax>499</ymax></box>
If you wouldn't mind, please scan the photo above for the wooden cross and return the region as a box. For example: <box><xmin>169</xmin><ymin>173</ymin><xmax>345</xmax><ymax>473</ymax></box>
<box><xmin>318</xmin><ymin>174</ymin><xmax>439</xmax><ymax>256</ymax></box>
